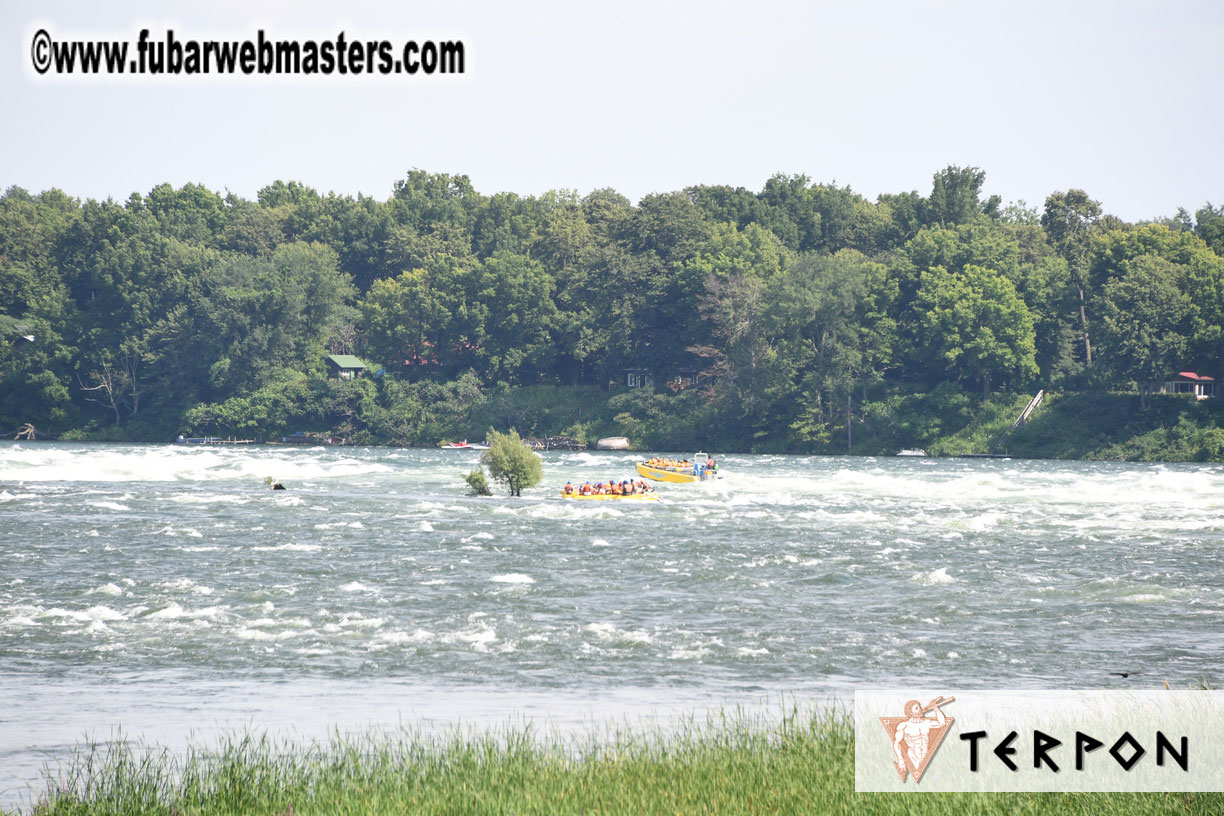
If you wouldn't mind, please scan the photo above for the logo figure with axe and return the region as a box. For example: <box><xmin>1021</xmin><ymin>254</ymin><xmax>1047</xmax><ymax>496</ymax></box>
<box><xmin>880</xmin><ymin>695</ymin><xmax>955</xmax><ymax>782</ymax></box>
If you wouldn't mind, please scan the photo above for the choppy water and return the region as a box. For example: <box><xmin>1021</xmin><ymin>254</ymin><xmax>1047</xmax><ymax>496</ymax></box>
<box><xmin>2</xmin><ymin>442</ymin><xmax>1223</xmax><ymax>806</ymax></box>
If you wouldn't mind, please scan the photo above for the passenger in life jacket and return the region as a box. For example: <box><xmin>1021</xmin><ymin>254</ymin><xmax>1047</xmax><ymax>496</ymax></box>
<box><xmin>580</xmin><ymin>481</ymin><xmax>593</xmax><ymax>495</ymax></box>
<box><xmin>563</xmin><ymin>481</ymin><xmax>575</xmax><ymax>495</ymax></box>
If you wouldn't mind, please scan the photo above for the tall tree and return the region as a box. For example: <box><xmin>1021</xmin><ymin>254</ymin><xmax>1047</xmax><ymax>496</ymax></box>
<box><xmin>690</xmin><ymin>270</ymin><xmax>777</xmax><ymax>422</ymax></box>
<box><xmin>471</xmin><ymin>251</ymin><xmax>558</xmax><ymax>382</ymax></box>
<box><xmin>756</xmin><ymin>174</ymin><xmax>820</xmax><ymax>251</ymax></box>
<box><xmin>927</xmin><ymin>166</ymin><xmax>1000</xmax><ymax>227</ymax></box>
<box><xmin>143</xmin><ymin>182</ymin><xmax>226</xmax><ymax>246</ymax></box>
<box><xmin>359</xmin><ymin>255</ymin><xmax>473</xmax><ymax>375</ymax></box>
<box><xmin>1096</xmin><ymin>255</ymin><xmax>1191</xmax><ymax>407</ymax></box>
<box><xmin>1041</xmin><ymin>189</ymin><xmax>1103</xmax><ymax>365</ymax></box>
<box><xmin>768</xmin><ymin>251</ymin><xmax>895</xmax><ymax>450</ymax></box>
<box><xmin>685</xmin><ymin>184</ymin><xmax>764</xmax><ymax>231</ymax></box>
<box><xmin>389</xmin><ymin>170</ymin><xmax>479</xmax><ymax>234</ymax></box>
<box><xmin>914</xmin><ymin>264</ymin><xmax>1038</xmax><ymax>399</ymax></box>
<box><xmin>1194</xmin><ymin>203</ymin><xmax>1224</xmax><ymax>257</ymax></box>
<box><xmin>481</xmin><ymin>428</ymin><xmax>542</xmax><ymax>497</ymax></box>
<box><xmin>1090</xmin><ymin>224</ymin><xmax>1224</xmax><ymax>372</ymax></box>
<box><xmin>197</xmin><ymin>241</ymin><xmax>356</xmax><ymax>396</ymax></box>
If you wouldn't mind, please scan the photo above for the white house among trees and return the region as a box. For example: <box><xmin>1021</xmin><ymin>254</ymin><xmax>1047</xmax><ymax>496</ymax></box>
<box><xmin>1161</xmin><ymin>371</ymin><xmax>1215</xmax><ymax>399</ymax></box>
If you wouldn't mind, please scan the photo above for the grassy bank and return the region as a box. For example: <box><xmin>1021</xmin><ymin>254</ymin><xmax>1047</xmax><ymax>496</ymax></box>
<box><xmin>14</xmin><ymin>710</ymin><xmax>1221</xmax><ymax>816</ymax></box>
<box><xmin>1005</xmin><ymin>392</ymin><xmax>1224</xmax><ymax>461</ymax></box>
<box><xmin>851</xmin><ymin>390</ymin><xmax>1224</xmax><ymax>461</ymax></box>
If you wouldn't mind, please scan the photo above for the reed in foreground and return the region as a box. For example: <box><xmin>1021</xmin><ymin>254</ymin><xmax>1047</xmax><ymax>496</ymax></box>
<box><xmin>15</xmin><ymin>708</ymin><xmax>1222</xmax><ymax>816</ymax></box>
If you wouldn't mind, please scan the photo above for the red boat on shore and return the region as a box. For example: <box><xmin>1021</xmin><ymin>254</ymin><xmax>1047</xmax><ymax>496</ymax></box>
<box><xmin>441</xmin><ymin>440</ymin><xmax>490</xmax><ymax>450</ymax></box>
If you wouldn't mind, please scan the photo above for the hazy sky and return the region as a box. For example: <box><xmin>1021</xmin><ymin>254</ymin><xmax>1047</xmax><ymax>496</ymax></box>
<box><xmin>3</xmin><ymin>0</ymin><xmax>1221</xmax><ymax>222</ymax></box>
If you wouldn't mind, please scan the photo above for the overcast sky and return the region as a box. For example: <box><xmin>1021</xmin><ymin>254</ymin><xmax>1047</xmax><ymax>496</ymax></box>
<box><xmin>3</xmin><ymin>0</ymin><xmax>1221</xmax><ymax>222</ymax></box>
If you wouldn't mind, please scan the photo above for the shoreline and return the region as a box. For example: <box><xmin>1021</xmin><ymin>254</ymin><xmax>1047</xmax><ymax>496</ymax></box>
<box><xmin>8</xmin><ymin>702</ymin><xmax>1220</xmax><ymax>816</ymax></box>
<box><xmin>9</xmin><ymin>434</ymin><xmax>1224</xmax><ymax>466</ymax></box>
<box><xmin>16</xmin><ymin>387</ymin><xmax>1224</xmax><ymax>463</ymax></box>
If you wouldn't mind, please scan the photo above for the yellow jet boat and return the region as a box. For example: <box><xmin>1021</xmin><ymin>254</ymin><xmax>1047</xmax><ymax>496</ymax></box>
<box><xmin>634</xmin><ymin>461</ymin><xmax>697</xmax><ymax>483</ymax></box>
<box><xmin>635</xmin><ymin>452</ymin><xmax>721</xmax><ymax>483</ymax></box>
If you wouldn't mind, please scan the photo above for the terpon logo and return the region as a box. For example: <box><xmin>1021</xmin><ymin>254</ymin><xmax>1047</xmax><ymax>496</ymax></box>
<box><xmin>879</xmin><ymin>695</ymin><xmax>955</xmax><ymax>783</ymax></box>
<box><xmin>856</xmin><ymin>690</ymin><xmax>1222</xmax><ymax>793</ymax></box>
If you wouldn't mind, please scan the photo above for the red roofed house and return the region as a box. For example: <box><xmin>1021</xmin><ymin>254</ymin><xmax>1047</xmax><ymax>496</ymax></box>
<box><xmin>1161</xmin><ymin>371</ymin><xmax>1216</xmax><ymax>400</ymax></box>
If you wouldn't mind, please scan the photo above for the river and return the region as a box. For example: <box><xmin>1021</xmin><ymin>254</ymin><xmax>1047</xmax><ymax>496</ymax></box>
<box><xmin>2</xmin><ymin>442</ymin><xmax>1221</xmax><ymax>808</ymax></box>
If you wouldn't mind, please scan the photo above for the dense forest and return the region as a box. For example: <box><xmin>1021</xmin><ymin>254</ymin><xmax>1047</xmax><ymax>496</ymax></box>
<box><xmin>3</xmin><ymin>167</ymin><xmax>1224</xmax><ymax>455</ymax></box>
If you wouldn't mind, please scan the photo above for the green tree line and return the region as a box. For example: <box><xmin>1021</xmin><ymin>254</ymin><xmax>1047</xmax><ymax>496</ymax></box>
<box><xmin>2</xmin><ymin>168</ymin><xmax>1223</xmax><ymax>451</ymax></box>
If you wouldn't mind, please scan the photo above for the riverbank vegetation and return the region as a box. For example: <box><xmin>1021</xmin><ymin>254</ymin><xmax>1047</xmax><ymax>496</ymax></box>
<box><xmin>14</xmin><ymin>710</ymin><xmax>1221</xmax><ymax>816</ymax></box>
<box><xmin>3</xmin><ymin>169</ymin><xmax>1224</xmax><ymax>459</ymax></box>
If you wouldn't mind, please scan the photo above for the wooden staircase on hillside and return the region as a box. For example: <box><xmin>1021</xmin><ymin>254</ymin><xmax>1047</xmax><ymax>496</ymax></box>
<box><xmin>1010</xmin><ymin>389</ymin><xmax>1045</xmax><ymax>430</ymax></box>
<box><xmin>990</xmin><ymin>390</ymin><xmax>1045</xmax><ymax>454</ymax></box>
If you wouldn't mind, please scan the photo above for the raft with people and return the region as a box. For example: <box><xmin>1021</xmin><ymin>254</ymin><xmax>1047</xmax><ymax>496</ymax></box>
<box><xmin>560</xmin><ymin>479</ymin><xmax>659</xmax><ymax>501</ymax></box>
<box><xmin>635</xmin><ymin>452</ymin><xmax>721</xmax><ymax>483</ymax></box>
<box><xmin>562</xmin><ymin>491</ymin><xmax>660</xmax><ymax>502</ymax></box>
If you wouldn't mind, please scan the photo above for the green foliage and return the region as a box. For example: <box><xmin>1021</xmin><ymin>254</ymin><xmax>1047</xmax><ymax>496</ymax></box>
<box><xmin>474</xmin><ymin>250</ymin><xmax>559</xmax><ymax>381</ymax></box>
<box><xmin>468</xmin><ymin>384</ymin><xmax>608</xmax><ymax>441</ymax></box>
<box><xmin>5</xmin><ymin>171</ymin><xmax>1224</xmax><ymax>462</ymax></box>
<box><xmin>181</xmin><ymin>370</ymin><xmax>319</xmax><ymax>439</ymax></box>
<box><xmin>692</xmin><ymin>268</ymin><xmax>776</xmax><ymax>421</ymax></box>
<box><xmin>411</xmin><ymin>370</ymin><xmax>485</xmax><ymax>442</ymax></box>
<box><xmin>684</xmin><ymin>222</ymin><xmax>788</xmax><ymax>283</ymax></box>
<box><xmin>914</xmin><ymin>264</ymin><xmax>1038</xmax><ymax>398</ymax></box>
<box><xmin>480</xmin><ymin>428</ymin><xmax>543</xmax><ymax>496</ymax></box>
<box><xmin>462</xmin><ymin>468</ymin><xmax>492</xmax><ymax>496</ymax></box>
<box><xmin>858</xmin><ymin>382</ymin><xmax>975</xmax><ymax>451</ymax></box>
<box><xmin>767</xmin><ymin>250</ymin><xmax>896</xmax><ymax>450</ymax></box>
<box><xmin>904</xmin><ymin>224</ymin><xmax>1023</xmax><ymax>284</ymax></box>
<box><xmin>1002</xmin><ymin>392</ymin><xmax>1224</xmax><ymax>461</ymax></box>
<box><xmin>1042</xmin><ymin>189</ymin><xmax>1103</xmax><ymax>275</ymax></box>
<box><xmin>927</xmin><ymin>165</ymin><xmax>1000</xmax><ymax>226</ymax></box>
<box><xmin>1096</xmin><ymin>255</ymin><xmax>1191</xmax><ymax>393</ymax></box>
<box><xmin>926</xmin><ymin>392</ymin><xmax>1034</xmax><ymax>456</ymax></box>
<box><xmin>323</xmin><ymin>377</ymin><xmax>380</xmax><ymax>444</ymax></box>
<box><xmin>1090</xmin><ymin>224</ymin><xmax>1224</xmax><ymax>372</ymax></box>
<box><xmin>1195</xmin><ymin>203</ymin><xmax>1224</xmax><ymax>255</ymax></box>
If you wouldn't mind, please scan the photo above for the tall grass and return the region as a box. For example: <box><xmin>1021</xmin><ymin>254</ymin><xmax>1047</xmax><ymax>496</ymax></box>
<box><xmin>14</xmin><ymin>707</ymin><xmax>1221</xmax><ymax>816</ymax></box>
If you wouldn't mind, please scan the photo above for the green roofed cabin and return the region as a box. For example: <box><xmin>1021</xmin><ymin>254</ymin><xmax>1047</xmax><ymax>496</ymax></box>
<box><xmin>325</xmin><ymin>354</ymin><xmax>369</xmax><ymax>381</ymax></box>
